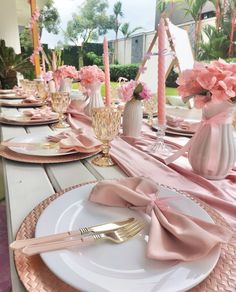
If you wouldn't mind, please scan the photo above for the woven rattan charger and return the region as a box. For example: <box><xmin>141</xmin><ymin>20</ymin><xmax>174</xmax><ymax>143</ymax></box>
<box><xmin>14</xmin><ymin>182</ymin><xmax>236</xmax><ymax>292</ymax></box>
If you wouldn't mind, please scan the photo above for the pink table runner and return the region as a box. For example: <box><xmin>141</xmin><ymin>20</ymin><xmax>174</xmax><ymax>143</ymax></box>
<box><xmin>67</xmin><ymin>101</ymin><xmax>236</xmax><ymax>230</ymax></box>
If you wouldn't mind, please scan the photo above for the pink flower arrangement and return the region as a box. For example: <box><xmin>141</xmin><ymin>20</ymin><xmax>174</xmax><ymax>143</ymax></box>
<box><xmin>52</xmin><ymin>65</ymin><xmax>78</xmax><ymax>90</ymax></box>
<box><xmin>177</xmin><ymin>59</ymin><xmax>236</xmax><ymax>109</ymax></box>
<box><xmin>78</xmin><ymin>65</ymin><xmax>105</xmax><ymax>87</ymax></box>
<box><xmin>118</xmin><ymin>80</ymin><xmax>152</xmax><ymax>102</ymax></box>
<box><xmin>53</xmin><ymin>65</ymin><xmax>78</xmax><ymax>81</ymax></box>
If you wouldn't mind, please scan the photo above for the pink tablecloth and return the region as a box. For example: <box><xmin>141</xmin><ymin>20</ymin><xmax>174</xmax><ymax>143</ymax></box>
<box><xmin>67</xmin><ymin>102</ymin><xmax>236</xmax><ymax>230</ymax></box>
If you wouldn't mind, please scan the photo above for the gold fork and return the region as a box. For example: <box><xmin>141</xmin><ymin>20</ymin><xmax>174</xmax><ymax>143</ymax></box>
<box><xmin>22</xmin><ymin>219</ymin><xmax>144</xmax><ymax>256</ymax></box>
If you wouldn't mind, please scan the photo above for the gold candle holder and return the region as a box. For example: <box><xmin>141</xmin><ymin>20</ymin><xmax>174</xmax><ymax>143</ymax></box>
<box><xmin>91</xmin><ymin>107</ymin><xmax>122</xmax><ymax>167</ymax></box>
<box><xmin>51</xmin><ymin>92</ymin><xmax>70</xmax><ymax>128</ymax></box>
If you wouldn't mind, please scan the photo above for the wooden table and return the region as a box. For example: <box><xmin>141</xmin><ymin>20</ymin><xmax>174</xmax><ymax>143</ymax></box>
<box><xmin>0</xmin><ymin>105</ymin><xmax>201</xmax><ymax>292</ymax></box>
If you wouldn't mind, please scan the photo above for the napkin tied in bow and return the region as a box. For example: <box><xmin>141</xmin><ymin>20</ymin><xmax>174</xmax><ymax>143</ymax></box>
<box><xmin>89</xmin><ymin>177</ymin><xmax>232</xmax><ymax>262</ymax></box>
<box><xmin>47</xmin><ymin>129</ymin><xmax>101</xmax><ymax>153</ymax></box>
<box><xmin>23</xmin><ymin>107</ymin><xmax>58</xmax><ymax>120</ymax></box>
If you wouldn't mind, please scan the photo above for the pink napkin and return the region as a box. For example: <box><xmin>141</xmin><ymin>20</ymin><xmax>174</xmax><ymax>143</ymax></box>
<box><xmin>22</xmin><ymin>95</ymin><xmax>40</xmax><ymax>104</ymax></box>
<box><xmin>47</xmin><ymin>129</ymin><xmax>101</xmax><ymax>153</ymax></box>
<box><xmin>166</xmin><ymin>115</ymin><xmax>184</xmax><ymax>127</ymax></box>
<box><xmin>89</xmin><ymin>177</ymin><xmax>232</xmax><ymax>261</ymax></box>
<box><xmin>23</xmin><ymin>107</ymin><xmax>58</xmax><ymax>120</ymax></box>
<box><xmin>166</xmin><ymin>115</ymin><xmax>200</xmax><ymax>132</ymax></box>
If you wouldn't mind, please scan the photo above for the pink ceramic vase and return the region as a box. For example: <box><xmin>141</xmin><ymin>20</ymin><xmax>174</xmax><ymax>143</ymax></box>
<box><xmin>188</xmin><ymin>100</ymin><xmax>236</xmax><ymax>180</ymax></box>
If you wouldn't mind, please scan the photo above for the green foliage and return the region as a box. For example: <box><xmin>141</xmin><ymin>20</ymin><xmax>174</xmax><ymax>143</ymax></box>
<box><xmin>64</xmin><ymin>0</ymin><xmax>110</xmax><ymax>46</ymax></box>
<box><xmin>156</xmin><ymin>0</ymin><xmax>183</xmax><ymax>14</ymax></box>
<box><xmin>39</xmin><ymin>0</ymin><xmax>60</xmax><ymax>34</ymax></box>
<box><xmin>110</xmin><ymin>1</ymin><xmax>124</xmax><ymax>39</ymax></box>
<box><xmin>166</xmin><ymin>68</ymin><xmax>178</xmax><ymax>88</ymax></box>
<box><xmin>20</xmin><ymin>0</ymin><xmax>60</xmax><ymax>52</ymax></box>
<box><xmin>120</xmin><ymin>23</ymin><xmax>142</xmax><ymax>38</ymax></box>
<box><xmin>198</xmin><ymin>25</ymin><xmax>230</xmax><ymax>60</ymax></box>
<box><xmin>100</xmin><ymin>64</ymin><xmax>139</xmax><ymax>81</ymax></box>
<box><xmin>0</xmin><ymin>40</ymin><xmax>33</xmax><ymax>88</ymax></box>
<box><xmin>85</xmin><ymin>52</ymin><xmax>103</xmax><ymax>66</ymax></box>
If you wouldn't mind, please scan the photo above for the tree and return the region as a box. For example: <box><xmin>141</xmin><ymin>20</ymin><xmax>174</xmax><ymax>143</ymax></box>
<box><xmin>38</xmin><ymin>0</ymin><xmax>60</xmax><ymax>35</ymax></box>
<box><xmin>120</xmin><ymin>23</ymin><xmax>142</xmax><ymax>63</ymax></box>
<box><xmin>184</xmin><ymin>0</ymin><xmax>208</xmax><ymax>57</ymax></box>
<box><xmin>20</xmin><ymin>0</ymin><xmax>60</xmax><ymax>51</ymax></box>
<box><xmin>156</xmin><ymin>0</ymin><xmax>182</xmax><ymax>16</ymax></box>
<box><xmin>226</xmin><ymin>0</ymin><xmax>236</xmax><ymax>57</ymax></box>
<box><xmin>109</xmin><ymin>1</ymin><xmax>124</xmax><ymax>62</ymax></box>
<box><xmin>120</xmin><ymin>23</ymin><xmax>142</xmax><ymax>39</ymax></box>
<box><xmin>64</xmin><ymin>0</ymin><xmax>110</xmax><ymax>66</ymax></box>
<box><xmin>198</xmin><ymin>25</ymin><xmax>230</xmax><ymax>60</ymax></box>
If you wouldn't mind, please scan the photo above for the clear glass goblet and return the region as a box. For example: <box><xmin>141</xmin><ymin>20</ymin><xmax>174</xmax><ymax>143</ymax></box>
<box><xmin>51</xmin><ymin>92</ymin><xmax>71</xmax><ymax>128</ymax></box>
<box><xmin>23</xmin><ymin>80</ymin><xmax>38</xmax><ymax>96</ymax></box>
<box><xmin>91</xmin><ymin>107</ymin><xmax>122</xmax><ymax>167</ymax></box>
<box><xmin>35</xmin><ymin>80</ymin><xmax>48</xmax><ymax>104</ymax></box>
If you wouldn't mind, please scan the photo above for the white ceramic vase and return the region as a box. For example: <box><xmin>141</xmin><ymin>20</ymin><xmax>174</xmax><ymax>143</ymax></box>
<box><xmin>84</xmin><ymin>82</ymin><xmax>104</xmax><ymax>116</ymax></box>
<box><xmin>123</xmin><ymin>99</ymin><xmax>143</xmax><ymax>137</ymax></box>
<box><xmin>59</xmin><ymin>78</ymin><xmax>72</xmax><ymax>93</ymax></box>
<box><xmin>188</xmin><ymin>100</ymin><xmax>236</xmax><ymax>180</ymax></box>
<box><xmin>48</xmin><ymin>80</ymin><xmax>56</xmax><ymax>93</ymax></box>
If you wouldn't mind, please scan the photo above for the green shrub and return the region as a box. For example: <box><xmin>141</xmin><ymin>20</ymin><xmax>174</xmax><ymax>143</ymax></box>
<box><xmin>166</xmin><ymin>69</ymin><xmax>178</xmax><ymax>88</ymax></box>
<box><xmin>100</xmin><ymin>64</ymin><xmax>139</xmax><ymax>81</ymax></box>
<box><xmin>85</xmin><ymin>52</ymin><xmax>103</xmax><ymax>66</ymax></box>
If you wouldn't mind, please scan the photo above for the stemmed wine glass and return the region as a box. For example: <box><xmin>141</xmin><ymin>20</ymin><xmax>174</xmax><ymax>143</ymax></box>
<box><xmin>51</xmin><ymin>92</ymin><xmax>71</xmax><ymax>128</ymax></box>
<box><xmin>35</xmin><ymin>80</ymin><xmax>48</xmax><ymax>105</ymax></box>
<box><xmin>91</xmin><ymin>107</ymin><xmax>122</xmax><ymax>167</ymax></box>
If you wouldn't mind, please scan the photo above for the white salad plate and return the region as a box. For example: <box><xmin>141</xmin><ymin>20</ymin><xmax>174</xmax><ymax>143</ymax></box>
<box><xmin>35</xmin><ymin>182</ymin><xmax>221</xmax><ymax>292</ymax></box>
<box><xmin>7</xmin><ymin>134</ymin><xmax>77</xmax><ymax>157</ymax></box>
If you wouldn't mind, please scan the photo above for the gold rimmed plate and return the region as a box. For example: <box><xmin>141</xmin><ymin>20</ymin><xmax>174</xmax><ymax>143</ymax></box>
<box><xmin>0</xmin><ymin>99</ymin><xmax>43</xmax><ymax>108</ymax></box>
<box><xmin>0</xmin><ymin>113</ymin><xmax>59</xmax><ymax>126</ymax></box>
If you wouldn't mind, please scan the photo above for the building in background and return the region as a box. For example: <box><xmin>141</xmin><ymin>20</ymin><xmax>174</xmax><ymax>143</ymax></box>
<box><xmin>110</xmin><ymin>1</ymin><xmax>216</xmax><ymax>66</ymax></box>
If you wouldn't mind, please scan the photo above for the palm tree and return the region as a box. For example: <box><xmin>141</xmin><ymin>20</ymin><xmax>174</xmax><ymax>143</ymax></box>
<box><xmin>120</xmin><ymin>23</ymin><xmax>142</xmax><ymax>63</ymax></box>
<box><xmin>184</xmin><ymin>0</ymin><xmax>208</xmax><ymax>57</ymax></box>
<box><xmin>226</xmin><ymin>0</ymin><xmax>236</xmax><ymax>57</ymax></box>
<box><xmin>111</xmin><ymin>1</ymin><xmax>124</xmax><ymax>63</ymax></box>
<box><xmin>198</xmin><ymin>25</ymin><xmax>230</xmax><ymax>60</ymax></box>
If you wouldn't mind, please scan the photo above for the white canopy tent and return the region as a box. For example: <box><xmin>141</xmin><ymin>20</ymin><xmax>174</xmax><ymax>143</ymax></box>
<box><xmin>137</xmin><ymin>18</ymin><xmax>194</xmax><ymax>94</ymax></box>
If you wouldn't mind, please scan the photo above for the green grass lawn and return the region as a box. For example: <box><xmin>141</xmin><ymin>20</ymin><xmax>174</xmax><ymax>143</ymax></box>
<box><xmin>72</xmin><ymin>82</ymin><xmax>178</xmax><ymax>97</ymax></box>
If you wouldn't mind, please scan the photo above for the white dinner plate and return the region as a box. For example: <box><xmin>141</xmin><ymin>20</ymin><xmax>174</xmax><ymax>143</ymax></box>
<box><xmin>0</xmin><ymin>98</ymin><xmax>42</xmax><ymax>107</ymax></box>
<box><xmin>36</xmin><ymin>183</ymin><xmax>221</xmax><ymax>292</ymax></box>
<box><xmin>0</xmin><ymin>112</ymin><xmax>59</xmax><ymax>126</ymax></box>
<box><xmin>0</xmin><ymin>89</ymin><xmax>15</xmax><ymax>94</ymax></box>
<box><xmin>7</xmin><ymin>134</ymin><xmax>77</xmax><ymax>157</ymax></box>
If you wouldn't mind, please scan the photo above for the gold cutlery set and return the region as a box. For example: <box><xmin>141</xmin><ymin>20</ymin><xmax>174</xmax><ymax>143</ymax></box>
<box><xmin>11</xmin><ymin>217</ymin><xmax>144</xmax><ymax>256</ymax></box>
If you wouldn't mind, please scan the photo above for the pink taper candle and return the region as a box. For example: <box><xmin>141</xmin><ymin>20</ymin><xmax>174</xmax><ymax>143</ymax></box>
<box><xmin>157</xmin><ymin>18</ymin><xmax>166</xmax><ymax>125</ymax></box>
<box><xmin>103</xmin><ymin>37</ymin><xmax>111</xmax><ymax>106</ymax></box>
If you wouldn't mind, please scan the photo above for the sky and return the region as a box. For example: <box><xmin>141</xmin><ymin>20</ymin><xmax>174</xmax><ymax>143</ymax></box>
<box><xmin>41</xmin><ymin>0</ymin><xmax>156</xmax><ymax>48</ymax></box>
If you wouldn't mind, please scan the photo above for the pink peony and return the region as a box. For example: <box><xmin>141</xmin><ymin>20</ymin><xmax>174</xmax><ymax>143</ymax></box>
<box><xmin>177</xmin><ymin>59</ymin><xmax>236</xmax><ymax>108</ymax></box>
<box><xmin>118</xmin><ymin>80</ymin><xmax>152</xmax><ymax>102</ymax></box>
<box><xmin>78</xmin><ymin>65</ymin><xmax>105</xmax><ymax>87</ymax></box>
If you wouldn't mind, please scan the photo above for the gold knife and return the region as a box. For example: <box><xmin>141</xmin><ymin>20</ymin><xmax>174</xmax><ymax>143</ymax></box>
<box><xmin>10</xmin><ymin>217</ymin><xmax>135</xmax><ymax>250</ymax></box>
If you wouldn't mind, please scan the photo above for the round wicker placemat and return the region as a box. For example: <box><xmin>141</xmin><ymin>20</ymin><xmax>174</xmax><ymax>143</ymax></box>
<box><xmin>13</xmin><ymin>182</ymin><xmax>236</xmax><ymax>292</ymax></box>
<box><xmin>0</xmin><ymin>94</ymin><xmax>25</xmax><ymax>99</ymax></box>
<box><xmin>0</xmin><ymin>101</ymin><xmax>42</xmax><ymax>108</ymax></box>
<box><xmin>0</xmin><ymin>117</ymin><xmax>59</xmax><ymax>126</ymax></box>
<box><xmin>0</xmin><ymin>146</ymin><xmax>99</xmax><ymax>164</ymax></box>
